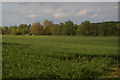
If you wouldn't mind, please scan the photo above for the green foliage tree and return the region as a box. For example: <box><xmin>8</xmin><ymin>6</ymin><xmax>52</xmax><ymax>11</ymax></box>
<box><xmin>1</xmin><ymin>20</ymin><xmax>119</xmax><ymax>36</ymax></box>
<box><xmin>117</xmin><ymin>23</ymin><xmax>120</xmax><ymax>35</ymax></box>
<box><xmin>2</xmin><ymin>26</ymin><xmax>9</xmax><ymax>35</ymax></box>
<box><xmin>98</xmin><ymin>22</ymin><xmax>109</xmax><ymax>36</ymax></box>
<box><xmin>108</xmin><ymin>21</ymin><xmax>117</xmax><ymax>35</ymax></box>
<box><xmin>21</xmin><ymin>28</ymin><xmax>29</xmax><ymax>34</ymax></box>
<box><xmin>43</xmin><ymin>27</ymin><xmax>51</xmax><ymax>35</ymax></box>
<box><xmin>76</xmin><ymin>25</ymin><xmax>82</xmax><ymax>35</ymax></box>
<box><xmin>90</xmin><ymin>23</ymin><xmax>98</xmax><ymax>36</ymax></box>
<box><xmin>79</xmin><ymin>21</ymin><xmax>91</xmax><ymax>35</ymax></box>
<box><xmin>59</xmin><ymin>23</ymin><xmax>64</xmax><ymax>35</ymax></box>
<box><xmin>9</xmin><ymin>25</ymin><xmax>18</xmax><ymax>35</ymax></box>
<box><xmin>0</xmin><ymin>26</ymin><xmax>2</xmax><ymax>35</ymax></box>
<box><xmin>18</xmin><ymin>24</ymin><xmax>29</xmax><ymax>35</ymax></box>
<box><xmin>10</xmin><ymin>29</ymin><xmax>18</xmax><ymax>35</ymax></box>
<box><xmin>50</xmin><ymin>25</ymin><xmax>60</xmax><ymax>35</ymax></box>
<box><xmin>62</xmin><ymin>20</ymin><xmax>76</xmax><ymax>35</ymax></box>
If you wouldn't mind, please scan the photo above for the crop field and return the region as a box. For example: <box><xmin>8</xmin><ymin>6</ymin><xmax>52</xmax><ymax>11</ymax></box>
<box><xmin>2</xmin><ymin>35</ymin><xmax>119</xmax><ymax>78</ymax></box>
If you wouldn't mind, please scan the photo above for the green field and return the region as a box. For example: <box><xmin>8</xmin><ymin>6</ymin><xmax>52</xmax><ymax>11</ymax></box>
<box><xmin>2</xmin><ymin>35</ymin><xmax>119</xmax><ymax>78</ymax></box>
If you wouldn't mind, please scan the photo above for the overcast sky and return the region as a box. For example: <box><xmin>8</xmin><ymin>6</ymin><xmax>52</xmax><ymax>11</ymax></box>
<box><xmin>1</xmin><ymin>2</ymin><xmax>118</xmax><ymax>26</ymax></box>
<box><xmin>1</xmin><ymin>0</ymin><xmax>120</xmax><ymax>2</ymax></box>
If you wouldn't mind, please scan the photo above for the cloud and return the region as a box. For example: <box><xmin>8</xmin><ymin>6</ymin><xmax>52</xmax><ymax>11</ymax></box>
<box><xmin>114</xmin><ymin>6</ymin><xmax>118</xmax><ymax>9</ymax></box>
<box><xmin>2</xmin><ymin>2</ymin><xmax>118</xmax><ymax>26</ymax></box>
<box><xmin>53</xmin><ymin>12</ymin><xmax>65</xmax><ymax>18</ymax></box>
<box><xmin>78</xmin><ymin>10</ymin><xmax>88</xmax><ymax>15</ymax></box>
<box><xmin>92</xmin><ymin>14</ymin><xmax>98</xmax><ymax>17</ymax></box>
<box><xmin>43</xmin><ymin>9</ymin><xmax>54</xmax><ymax>13</ymax></box>
<box><xmin>28</xmin><ymin>14</ymin><xmax>37</xmax><ymax>18</ymax></box>
<box><xmin>2</xmin><ymin>0</ymin><xmax>120</xmax><ymax>2</ymax></box>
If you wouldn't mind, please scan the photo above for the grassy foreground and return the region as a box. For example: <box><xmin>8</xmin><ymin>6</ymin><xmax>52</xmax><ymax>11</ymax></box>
<box><xmin>2</xmin><ymin>35</ymin><xmax>119</xmax><ymax>78</ymax></box>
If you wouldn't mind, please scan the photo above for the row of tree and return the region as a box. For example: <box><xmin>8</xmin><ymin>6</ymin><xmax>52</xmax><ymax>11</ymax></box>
<box><xmin>1</xmin><ymin>20</ymin><xmax>120</xmax><ymax>36</ymax></box>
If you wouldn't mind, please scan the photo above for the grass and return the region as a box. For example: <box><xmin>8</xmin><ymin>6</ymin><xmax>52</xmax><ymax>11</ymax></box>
<box><xmin>2</xmin><ymin>35</ymin><xmax>119</xmax><ymax>78</ymax></box>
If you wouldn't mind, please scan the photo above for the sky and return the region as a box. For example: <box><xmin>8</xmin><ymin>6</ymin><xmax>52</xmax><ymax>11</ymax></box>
<box><xmin>1</xmin><ymin>0</ymin><xmax>120</xmax><ymax>2</ymax></box>
<box><xmin>1</xmin><ymin>2</ymin><xmax>119</xmax><ymax>26</ymax></box>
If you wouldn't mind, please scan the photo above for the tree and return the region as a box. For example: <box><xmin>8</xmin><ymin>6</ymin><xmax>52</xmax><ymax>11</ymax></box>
<box><xmin>43</xmin><ymin>20</ymin><xmax>54</xmax><ymax>29</ymax></box>
<box><xmin>10</xmin><ymin>28</ymin><xmax>18</xmax><ymax>35</ymax></box>
<box><xmin>62</xmin><ymin>25</ymin><xmax>68</xmax><ymax>35</ymax></box>
<box><xmin>2</xmin><ymin>26</ymin><xmax>9</xmax><ymax>35</ymax></box>
<box><xmin>21</xmin><ymin>28</ymin><xmax>29</xmax><ymax>35</ymax></box>
<box><xmin>30</xmin><ymin>22</ymin><xmax>42</xmax><ymax>35</ymax></box>
<box><xmin>43</xmin><ymin>27</ymin><xmax>51</xmax><ymax>35</ymax></box>
<box><xmin>98</xmin><ymin>22</ymin><xmax>109</xmax><ymax>36</ymax></box>
<box><xmin>50</xmin><ymin>24</ymin><xmax>61</xmax><ymax>35</ymax></box>
<box><xmin>28</xmin><ymin>24</ymin><xmax>31</xmax><ymax>28</ymax></box>
<box><xmin>1</xmin><ymin>20</ymin><xmax>119</xmax><ymax>36</ymax></box>
<box><xmin>59</xmin><ymin>23</ymin><xmax>64</xmax><ymax>35</ymax></box>
<box><xmin>18</xmin><ymin>24</ymin><xmax>30</xmax><ymax>35</ymax></box>
<box><xmin>0</xmin><ymin>26</ymin><xmax>2</xmax><ymax>34</ymax></box>
<box><xmin>117</xmin><ymin>23</ymin><xmax>120</xmax><ymax>36</ymax></box>
<box><xmin>62</xmin><ymin>20</ymin><xmax>76</xmax><ymax>35</ymax></box>
<box><xmin>43</xmin><ymin>20</ymin><xmax>54</xmax><ymax>35</ymax></box>
<box><xmin>76</xmin><ymin>25</ymin><xmax>82</xmax><ymax>35</ymax></box>
<box><xmin>90</xmin><ymin>23</ymin><xmax>98</xmax><ymax>36</ymax></box>
<box><xmin>18</xmin><ymin>24</ymin><xmax>28</xmax><ymax>29</ymax></box>
<box><xmin>108</xmin><ymin>21</ymin><xmax>117</xmax><ymax>35</ymax></box>
<box><xmin>79</xmin><ymin>21</ymin><xmax>91</xmax><ymax>35</ymax></box>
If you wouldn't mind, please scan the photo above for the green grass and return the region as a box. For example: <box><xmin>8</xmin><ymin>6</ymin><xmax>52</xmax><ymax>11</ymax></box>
<box><xmin>2</xmin><ymin>35</ymin><xmax>119</xmax><ymax>78</ymax></box>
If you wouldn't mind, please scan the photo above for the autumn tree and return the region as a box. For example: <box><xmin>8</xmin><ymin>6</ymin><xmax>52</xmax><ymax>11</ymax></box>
<box><xmin>1</xmin><ymin>20</ymin><xmax>119</xmax><ymax>36</ymax></box>
<box><xmin>30</xmin><ymin>22</ymin><xmax>42</xmax><ymax>35</ymax></box>
<box><xmin>43</xmin><ymin>20</ymin><xmax>54</xmax><ymax>29</ymax></box>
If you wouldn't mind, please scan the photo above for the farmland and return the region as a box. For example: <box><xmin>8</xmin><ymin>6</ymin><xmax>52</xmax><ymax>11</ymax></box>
<box><xmin>2</xmin><ymin>35</ymin><xmax>119</xmax><ymax>78</ymax></box>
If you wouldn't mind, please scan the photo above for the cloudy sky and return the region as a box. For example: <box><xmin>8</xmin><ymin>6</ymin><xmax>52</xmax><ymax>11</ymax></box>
<box><xmin>1</xmin><ymin>0</ymin><xmax>120</xmax><ymax>2</ymax></box>
<box><xmin>2</xmin><ymin>2</ymin><xmax>118</xmax><ymax>26</ymax></box>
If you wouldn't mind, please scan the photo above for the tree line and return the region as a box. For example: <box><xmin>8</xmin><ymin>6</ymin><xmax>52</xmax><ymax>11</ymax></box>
<box><xmin>1</xmin><ymin>20</ymin><xmax>120</xmax><ymax>36</ymax></box>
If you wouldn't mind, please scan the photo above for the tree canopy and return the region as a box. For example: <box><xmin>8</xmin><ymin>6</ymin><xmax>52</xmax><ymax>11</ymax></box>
<box><xmin>1</xmin><ymin>20</ymin><xmax>120</xmax><ymax>36</ymax></box>
<box><xmin>30</xmin><ymin>22</ymin><xmax>42</xmax><ymax>35</ymax></box>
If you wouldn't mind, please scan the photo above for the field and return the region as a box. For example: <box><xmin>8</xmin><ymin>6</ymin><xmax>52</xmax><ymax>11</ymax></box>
<box><xmin>2</xmin><ymin>35</ymin><xmax>119</xmax><ymax>78</ymax></box>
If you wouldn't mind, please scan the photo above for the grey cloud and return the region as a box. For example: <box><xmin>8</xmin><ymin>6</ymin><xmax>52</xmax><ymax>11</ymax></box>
<box><xmin>2</xmin><ymin>2</ymin><xmax>118</xmax><ymax>26</ymax></box>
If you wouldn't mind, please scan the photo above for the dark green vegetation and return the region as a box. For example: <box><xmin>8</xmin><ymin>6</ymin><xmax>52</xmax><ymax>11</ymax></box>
<box><xmin>2</xmin><ymin>35</ymin><xmax>119</xmax><ymax>78</ymax></box>
<box><xmin>1</xmin><ymin>20</ymin><xmax>120</xmax><ymax>36</ymax></box>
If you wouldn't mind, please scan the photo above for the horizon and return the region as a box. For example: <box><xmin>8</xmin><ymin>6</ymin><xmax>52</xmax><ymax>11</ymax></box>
<box><xmin>1</xmin><ymin>20</ymin><xmax>119</xmax><ymax>27</ymax></box>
